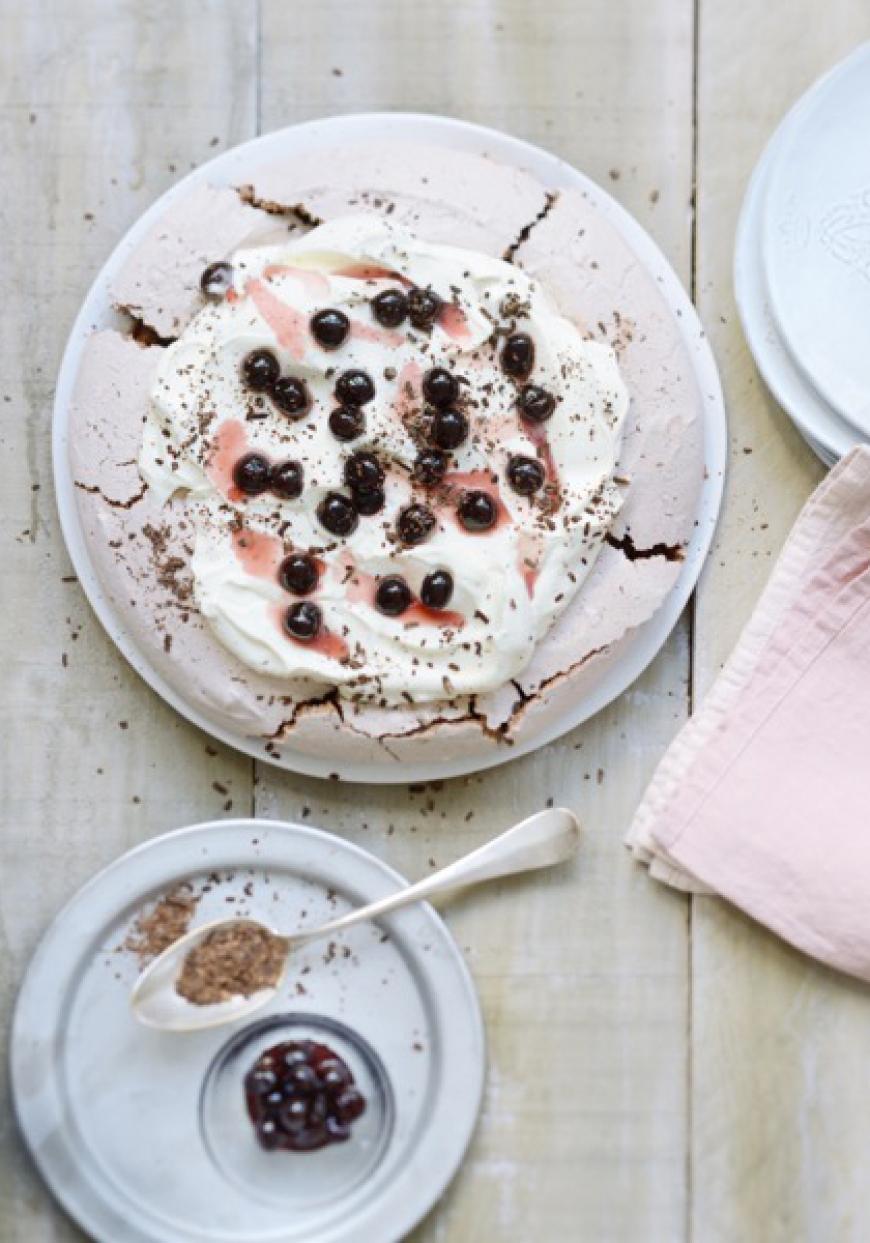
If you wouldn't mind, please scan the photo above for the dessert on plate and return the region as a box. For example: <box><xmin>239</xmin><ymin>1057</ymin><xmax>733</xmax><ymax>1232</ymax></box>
<box><xmin>70</xmin><ymin>141</ymin><xmax>705</xmax><ymax>767</ymax></box>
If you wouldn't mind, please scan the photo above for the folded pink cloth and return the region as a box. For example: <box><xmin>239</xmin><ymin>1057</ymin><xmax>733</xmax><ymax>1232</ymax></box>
<box><xmin>628</xmin><ymin>446</ymin><xmax>870</xmax><ymax>982</ymax></box>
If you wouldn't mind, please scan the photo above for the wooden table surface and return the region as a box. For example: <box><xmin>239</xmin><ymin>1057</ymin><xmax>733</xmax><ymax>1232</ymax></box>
<box><xmin>3</xmin><ymin>3</ymin><xmax>870</xmax><ymax>1239</ymax></box>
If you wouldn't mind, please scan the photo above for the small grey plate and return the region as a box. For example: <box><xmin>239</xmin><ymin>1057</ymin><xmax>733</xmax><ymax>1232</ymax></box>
<box><xmin>11</xmin><ymin>819</ymin><xmax>485</xmax><ymax>1243</ymax></box>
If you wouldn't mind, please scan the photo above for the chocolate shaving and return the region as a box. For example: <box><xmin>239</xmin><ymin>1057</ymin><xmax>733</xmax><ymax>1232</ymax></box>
<box><xmin>175</xmin><ymin>924</ymin><xmax>287</xmax><ymax>1005</ymax></box>
<box><xmin>124</xmin><ymin>885</ymin><xmax>201</xmax><ymax>964</ymax></box>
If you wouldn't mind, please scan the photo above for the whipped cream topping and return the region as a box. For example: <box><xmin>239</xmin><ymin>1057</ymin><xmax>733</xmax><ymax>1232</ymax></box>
<box><xmin>139</xmin><ymin>215</ymin><xmax>629</xmax><ymax>704</ymax></box>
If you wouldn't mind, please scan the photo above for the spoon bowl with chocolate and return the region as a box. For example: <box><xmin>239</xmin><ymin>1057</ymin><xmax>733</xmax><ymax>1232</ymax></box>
<box><xmin>131</xmin><ymin>806</ymin><xmax>580</xmax><ymax>1032</ymax></box>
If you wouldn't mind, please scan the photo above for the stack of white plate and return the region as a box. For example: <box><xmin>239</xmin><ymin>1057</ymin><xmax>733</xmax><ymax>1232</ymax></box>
<box><xmin>735</xmin><ymin>42</ymin><xmax>870</xmax><ymax>467</ymax></box>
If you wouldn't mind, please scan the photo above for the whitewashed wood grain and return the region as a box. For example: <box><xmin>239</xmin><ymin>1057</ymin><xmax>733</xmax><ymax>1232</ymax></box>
<box><xmin>692</xmin><ymin>4</ymin><xmax>870</xmax><ymax>1241</ymax></box>
<box><xmin>16</xmin><ymin>2</ymin><xmax>870</xmax><ymax>1242</ymax></box>
<box><xmin>258</xmin><ymin>2</ymin><xmax>695</xmax><ymax>1239</ymax></box>
<box><xmin>0</xmin><ymin>3</ymin><xmax>257</xmax><ymax>1240</ymax></box>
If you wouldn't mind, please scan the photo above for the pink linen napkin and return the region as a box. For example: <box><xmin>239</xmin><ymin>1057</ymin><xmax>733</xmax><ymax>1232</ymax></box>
<box><xmin>628</xmin><ymin>446</ymin><xmax>870</xmax><ymax>982</ymax></box>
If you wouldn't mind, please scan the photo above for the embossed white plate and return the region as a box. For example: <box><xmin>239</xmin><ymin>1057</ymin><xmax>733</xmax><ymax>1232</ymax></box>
<box><xmin>761</xmin><ymin>42</ymin><xmax>870</xmax><ymax>435</ymax></box>
<box><xmin>735</xmin><ymin>96</ymin><xmax>854</xmax><ymax>466</ymax></box>
<box><xmin>10</xmin><ymin>819</ymin><xmax>485</xmax><ymax>1243</ymax></box>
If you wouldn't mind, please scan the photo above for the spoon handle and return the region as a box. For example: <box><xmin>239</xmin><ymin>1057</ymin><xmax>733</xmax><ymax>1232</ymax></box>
<box><xmin>295</xmin><ymin>807</ymin><xmax>579</xmax><ymax>944</ymax></box>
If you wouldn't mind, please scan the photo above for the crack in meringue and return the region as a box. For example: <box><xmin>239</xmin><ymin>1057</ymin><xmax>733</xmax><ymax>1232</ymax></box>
<box><xmin>502</xmin><ymin>191</ymin><xmax>560</xmax><ymax>264</ymax></box>
<box><xmin>605</xmin><ymin>532</ymin><xmax>685</xmax><ymax>562</ymax></box>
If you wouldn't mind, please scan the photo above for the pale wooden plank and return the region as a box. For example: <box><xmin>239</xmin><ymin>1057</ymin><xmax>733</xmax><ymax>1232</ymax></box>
<box><xmin>0</xmin><ymin>2</ymin><xmax>257</xmax><ymax>1238</ymax></box>
<box><xmin>692</xmin><ymin>5</ymin><xmax>870</xmax><ymax>1241</ymax></box>
<box><xmin>258</xmin><ymin>2</ymin><xmax>696</xmax><ymax>1238</ymax></box>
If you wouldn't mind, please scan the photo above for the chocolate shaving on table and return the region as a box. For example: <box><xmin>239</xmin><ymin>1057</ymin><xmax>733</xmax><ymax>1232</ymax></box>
<box><xmin>124</xmin><ymin>884</ymin><xmax>201</xmax><ymax>964</ymax></box>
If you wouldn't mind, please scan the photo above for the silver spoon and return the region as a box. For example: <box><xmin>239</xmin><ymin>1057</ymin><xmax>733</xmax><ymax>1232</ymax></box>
<box><xmin>131</xmin><ymin>807</ymin><xmax>580</xmax><ymax>1032</ymax></box>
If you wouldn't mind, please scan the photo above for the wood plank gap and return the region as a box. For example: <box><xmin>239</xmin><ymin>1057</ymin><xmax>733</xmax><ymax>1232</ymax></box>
<box><xmin>255</xmin><ymin>0</ymin><xmax>263</xmax><ymax>137</ymax></box>
<box><xmin>252</xmin><ymin>0</ymin><xmax>263</xmax><ymax>820</ymax></box>
<box><xmin>686</xmin><ymin>1</ymin><xmax>702</xmax><ymax>1240</ymax></box>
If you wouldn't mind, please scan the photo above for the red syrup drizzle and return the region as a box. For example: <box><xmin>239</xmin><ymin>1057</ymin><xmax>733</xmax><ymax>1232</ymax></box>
<box><xmin>247</xmin><ymin>278</ymin><xmax>308</xmax><ymax>360</ymax></box>
<box><xmin>517</xmin><ymin>531</ymin><xmax>543</xmax><ymax>599</ymax></box>
<box><xmin>269</xmin><ymin>602</ymin><xmax>350</xmax><ymax>662</ymax></box>
<box><xmin>402</xmin><ymin>599</ymin><xmax>465</xmax><ymax>628</ymax></box>
<box><xmin>231</xmin><ymin>527</ymin><xmax>284</xmax><ymax>579</ymax></box>
<box><xmin>332</xmin><ymin>264</ymin><xmax>409</xmax><ymax>282</ymax></box>
<box><xmin>438</xmin><ymin>301</ymin><xmax>471</xmax><ymax>342</ymax></box>
<box><xmin>340</xmin><ymin>553</ymin><xmax>464</xmax><ymax>629</ymax></box>
<box><xmin>261</xmin><ymin>264</ymin><xmax>331</xmax><ymax>296</ymax></box>
<box><xmin>207</xmin><ymin>419</ymin><xmax>249</xmax><ymax>501</ymax></box>
<box><xmin>394</xmin><ymin>359</ymin><xmax>423</xmax><ymax>423</ymax></box>
<box><xmin>351</xmin><ymin>320</ymin><xmax>404</xmax><ymax>348</ymax></box>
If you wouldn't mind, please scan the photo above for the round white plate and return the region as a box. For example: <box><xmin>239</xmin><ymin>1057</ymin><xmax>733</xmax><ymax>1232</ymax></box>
<box><xmin>10</xmin><ymin>819</ymin><xmax>485</xmax><ymax>1243</ymax></box>
<box><xmin>735</xmin><ymin>96</ymin><xmax>861</xmax><ymax>465</ymax></box>
<box><xmin>53</xmin><ymin>111</ymin><xmax>726</xmax><ymax>783</ymax></box>
<box><xmin>762</xmin><ymin>43</ymin><xmax>870</xmax><ymax>434</ymax></box>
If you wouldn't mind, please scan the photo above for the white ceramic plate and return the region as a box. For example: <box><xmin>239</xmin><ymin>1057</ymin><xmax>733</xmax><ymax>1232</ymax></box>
<box><xmin>762</xmin><ymin>42</ymin><xmax>870</xmax><ymax>434</ymax></box>
<box><xmin>10</xmin><ymin>819</ymin><xmax>485</xmax><ymax>1243</ymax></box>
<box><xmin>735</xmin><ymin>98</ymin><xmax>860</xmax><ymax>466</ymax></box>
<box><xmin>53</xmin><ymin>112</ymin><xmax>726</xmax><ymax>783</ymax></box>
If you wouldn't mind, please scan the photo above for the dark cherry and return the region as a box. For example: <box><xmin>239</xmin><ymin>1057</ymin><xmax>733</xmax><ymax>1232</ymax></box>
<box><xmin>232</xmin><ymin>452</ymin><xmax>271</xmax><ymax>495</ymax></box>
<box><xmin>430</xmin><ymin>408</ymin><xmax>469</xmax><ymax>450</ymax></box>
<box><xmin>412</xmin><ymin>449</ymin><xmax>448</xmax><ymax>486</ymax></box>
<box><xmin>420</xmin><ymin>570</ymin><xmax>454</xmax><ymax>609</ymax></box>
<box><xmin>310</xmin><ymin>308</ymin><xmax>350</xmax><ymax>349</ymax></box>
<box><xmin>507</xmin><ymin>454</ymin><xmax>546</xmax><ymax>496</ymax></box>
<box><xmin>371</xmin><ymin>288</ymin><xmax>408</xmax><ymax>328</ymax></box>
<box><xmin>279</xmin><ymin>553</ymin><xmax>318</xmax><ymax>595</ymax></box>
<box><xmin>397</xmin><ymin>503</ymin><xmax>436</xmax><ymax>546</ymax></box>
<box><xmin>343</xmin><ymin>451</ymin><xmax>384</xmax><ymax>491</ymax></box>
<box><xmin>317</xmin><ymin>491</ymin><xmax>359</xmax><ymax>537</ymax></box>
<box><xmin>248</xmin><ymin>1068</ymin><xmax>278</xmax><ymax>1095</ymax></box>
<box><xmin>458</xmin><ymin>489</ymin><xmax>498</xmax><ymax>532</ymax></box>
<box><xmin>352</xmin><ymin>486</ymin><xmax>385</xmax><ymax>516</ymax></box>
<box><xmin>270</xmin><ymin>458</ymin><xmax>304</xmax><ymax>499</ymax></box>
<box><xmin>242</xmin><ymin>349</ymin><xmax>280</xmax><ymax>392</ymax></box>
<box><xmin>272</xmin><ymin>375</ymin><xmax>311</xmax><ymax>419</ymax></box>
<box><xmin>517</xmin><ymin>383</ymin><xmax>555</xmax><ymax>423</ymax></box>
<box><xmin>501</xmin><ymin>332</ymin><xmax>535</xmax><ymax>378</ymax></box>
<box><xmin>335</xmin><ymin>369</ymin><xmax>375</xmax><ymax>406</ymax></box>
<box><xmin>199</xmin><ymin>260</ymin><xmax>233</xmax><ymax>299</ymax></box>
<box><xmin>408</xmin><ymin>286</ymin><xmax>442</xmax><ymax>330</ymax></box>
<box><xmin>320</xmin><ymin>1058</ymin><xmax>351</xmax><ymax>1091</ymax></box>
<box><xmin>334</xmin><ymin>1088</ymin><xmax>366</xmax><ymax>1123</ymax></box>
<box><xmin>328</xmin><ymin>405</ymin><xmax>365</xmax><ymax>441</ymax></box>
<box><xmin>375</xmin><ymin>575</ymin><xmax>412</xmax><ymax>616</ymax></box>
<box><xmin>284</xmin><ymin>601</ymin><xmax>322</xmax><ymax>642</ymax></box>
<box><xmin>289</xmin><ymin>1062</ymin><xmax>318</xmax><ymax>1091</ymax></box>
<box><xmin>422</xmin><ymin>367</ymin><xmax>459</xmax><ymax>407</ymax></box>
<box><xmin>309</xmin><ymin>1092</ymin><xmax>329</xmax><ymax>1124</ymax></box>
<box><xmin>280</xmin><ymin>1099</ymin><xmax>308</xmax><ymax>1133</ymax></box>
<box><xmin>245</xmin><ymin>1039</ymin><xmax>366</xmax><ymax>1153</ymax></box>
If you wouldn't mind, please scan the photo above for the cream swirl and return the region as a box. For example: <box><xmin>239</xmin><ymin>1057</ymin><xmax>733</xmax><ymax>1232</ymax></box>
<box><xmin>139</xmin><ymin>215</ymin><xmax>629</xmax><ymax>704</ymax></box>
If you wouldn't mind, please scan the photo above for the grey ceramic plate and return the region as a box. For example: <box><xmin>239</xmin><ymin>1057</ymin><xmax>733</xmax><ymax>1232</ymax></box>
<box><xmin>11</xmin><ymin>820</ymin><xmax>485</xmax><ymax>1243</ymax></box>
